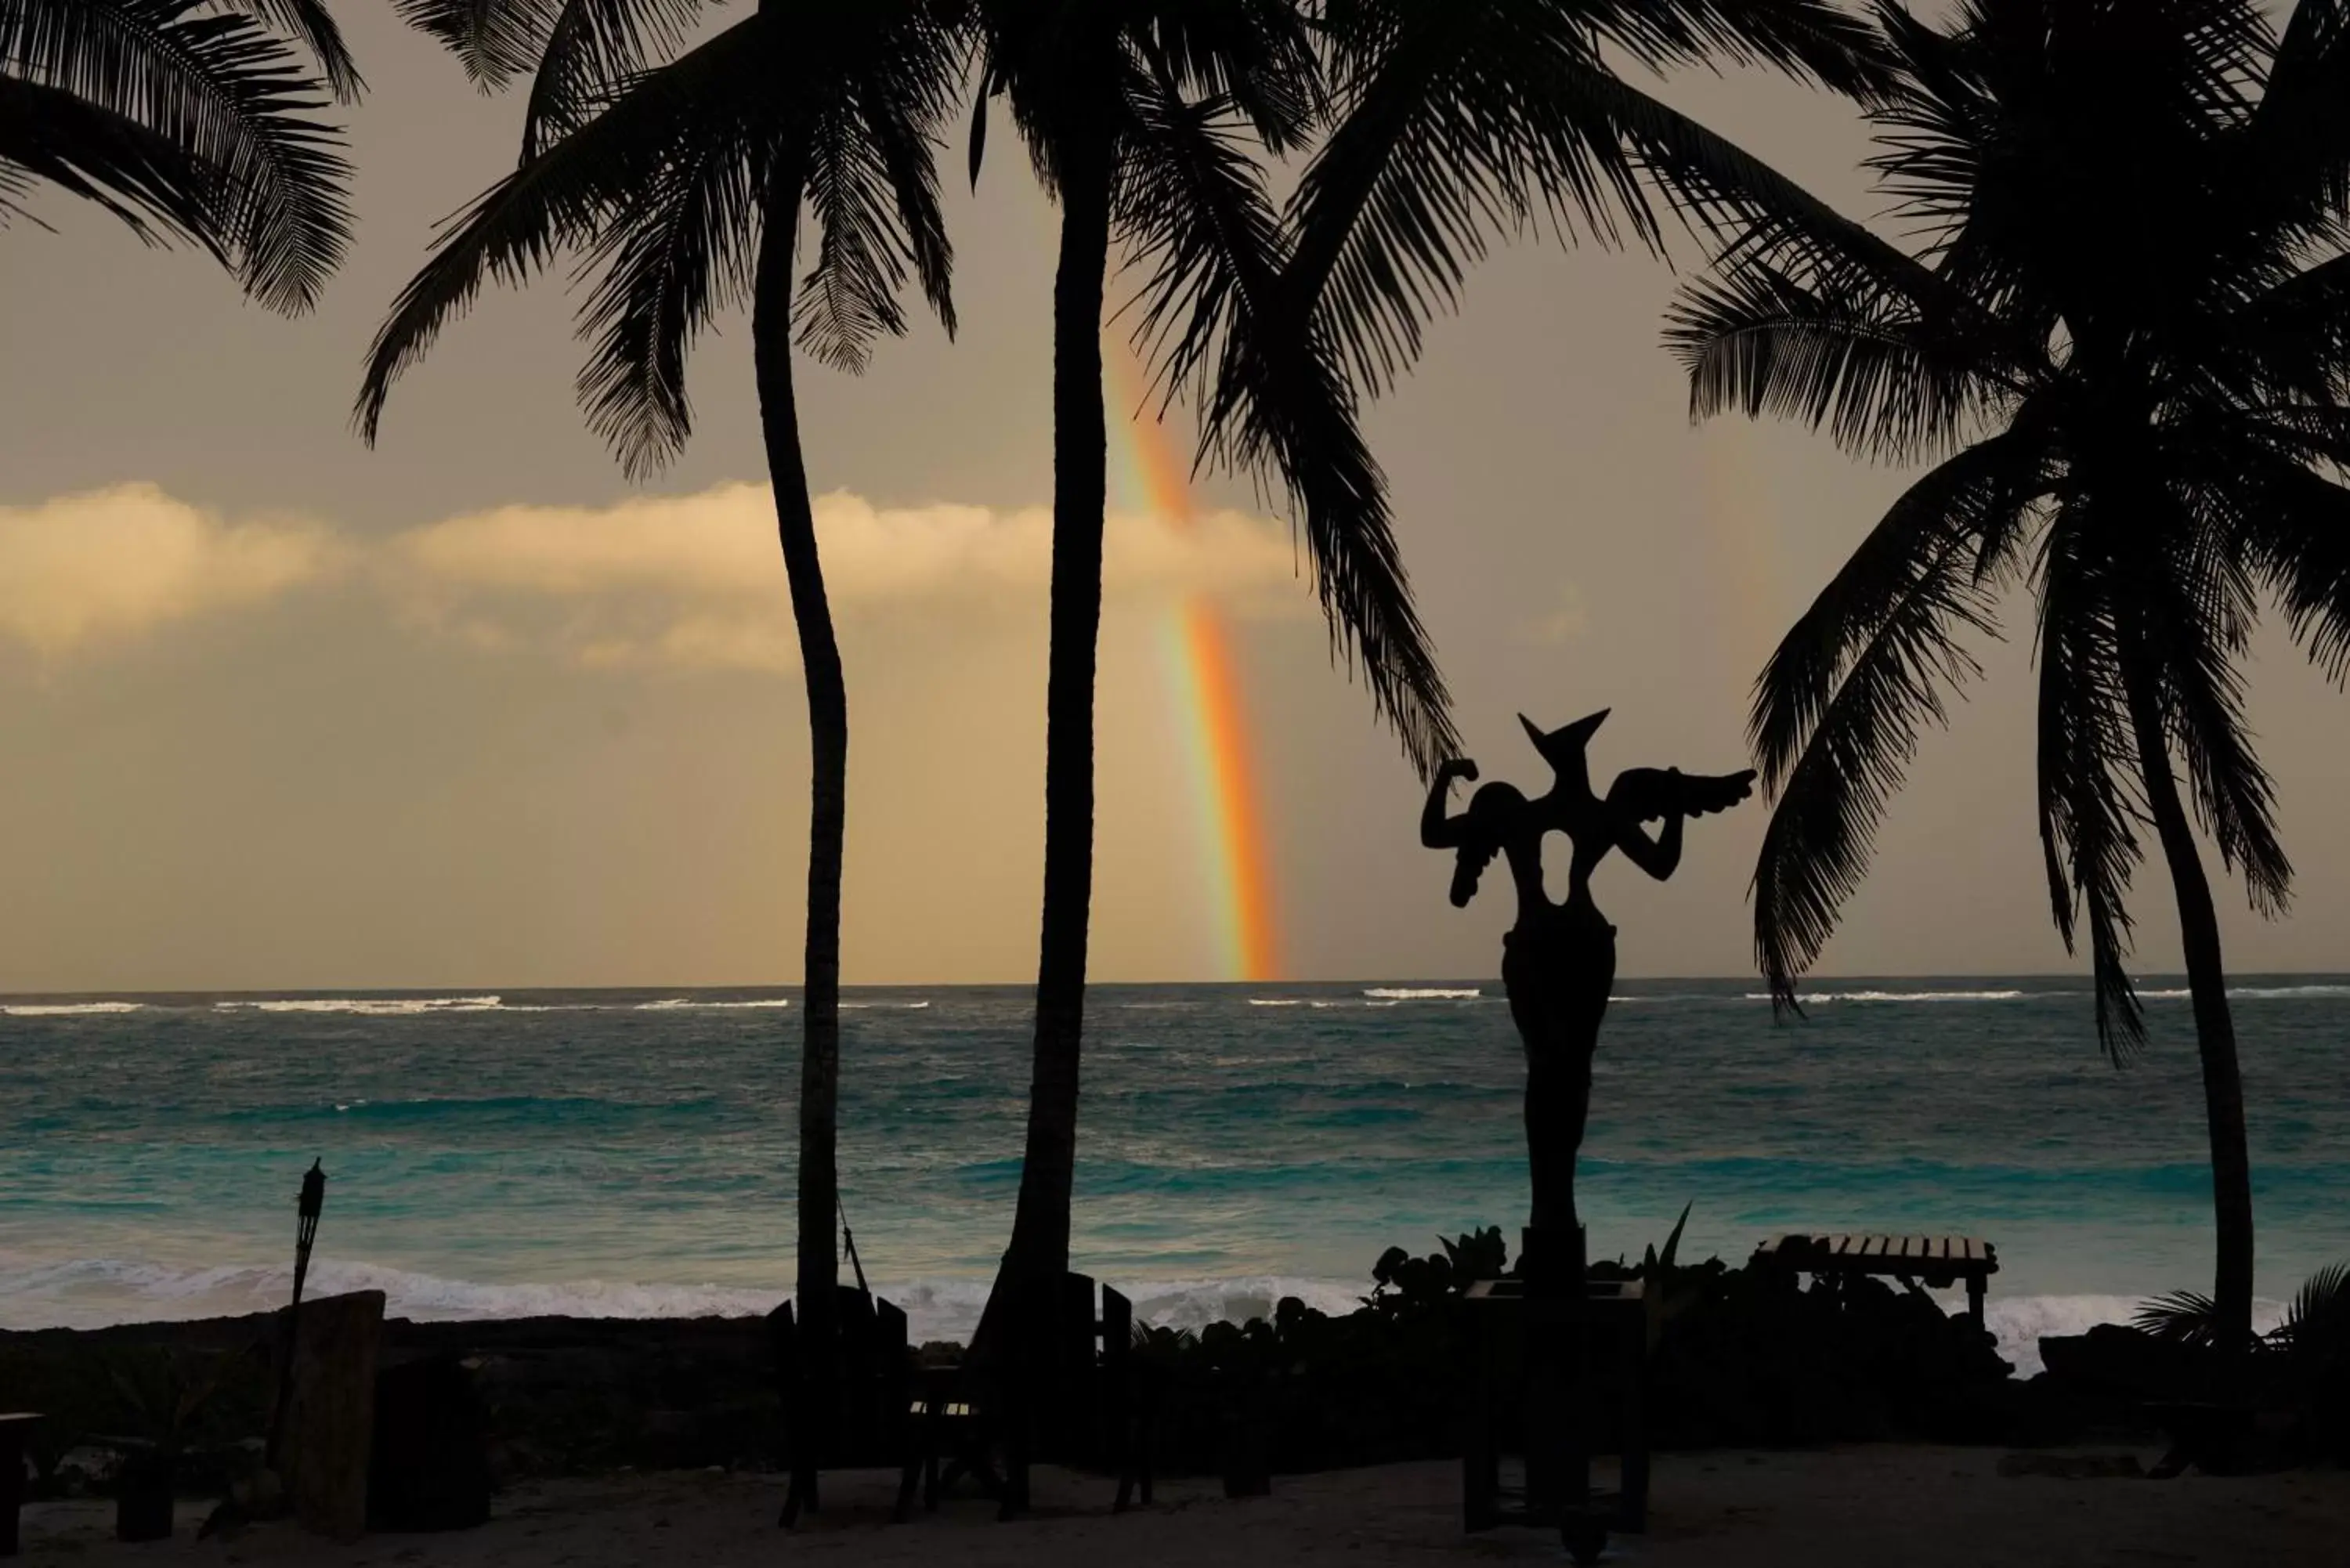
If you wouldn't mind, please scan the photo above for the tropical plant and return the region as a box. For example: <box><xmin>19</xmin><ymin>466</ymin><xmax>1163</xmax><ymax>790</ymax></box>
<box><xmin>963</xmin><ymin>0</ymin><xmax>1459</xmax><ymax>1353</ymax></box>
<box><xmin>1</xmin><ymin>0</ymin><xmax>357</xmax><ymax>310</ymax></box>
<box><xmin>356</xmin><ymin>0</ymin><xmax>964</xmax><ymax>1360</ymax></box>
<box><xmin>1666</xmin><ymin>0</ymin><xmax>2350</xmax><ymax>1346</ymax></box>
<box><xmin>2138</xmin><ymin>1259</ymin><xmax>2350</xmax><ymax>1458</ymax></box>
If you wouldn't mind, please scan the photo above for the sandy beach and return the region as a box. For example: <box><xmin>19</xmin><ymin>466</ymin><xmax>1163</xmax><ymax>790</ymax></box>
<box><xmin>16</xmin><ymin>1447</ymin><xmax>2348</xmax><ymax>1568</ymax></box>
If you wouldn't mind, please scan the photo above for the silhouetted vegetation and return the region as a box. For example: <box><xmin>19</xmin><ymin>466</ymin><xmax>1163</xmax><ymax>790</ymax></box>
<box><xmin>1670</xmin><ymin>0</ymin><xmax>2350</xmax><ymax>1348</ymax></box>
<box><xmin>1</xmin><ymin>0</ymin><xmax>356</xmax><ymax>308</ymax></box>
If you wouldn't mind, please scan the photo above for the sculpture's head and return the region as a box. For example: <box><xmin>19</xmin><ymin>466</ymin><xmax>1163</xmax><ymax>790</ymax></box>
<box><xmin>1518</xmin><ymin>710</ymin><xmax>1608</xmax><ymax>786</ymax></box>
<box><xmin>1449</xmin><ymin>781</ymin><xmax>1527</xmax><ymax>907</ymax></box>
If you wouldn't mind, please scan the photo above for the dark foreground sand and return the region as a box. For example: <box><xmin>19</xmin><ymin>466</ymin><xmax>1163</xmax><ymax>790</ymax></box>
<box><xmin>18</xmin><ymin>1447</ymin><xmax>2350</xmax><ymax>1567</ymax></box>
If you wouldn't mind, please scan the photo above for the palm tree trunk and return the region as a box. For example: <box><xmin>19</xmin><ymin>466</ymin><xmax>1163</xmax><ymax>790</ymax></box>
<box><xmin>2126</xmin><ymin>663</ymin><xmax>2255</xmax><ymax>1346</ymax></box>
<box><xmin>754</xmin><ymin>176</ymin><xmax>846</xmax><ymax>1349</ymax></box>
<box><xmin>992</xmin><ymin>132</ymin><xmax>1114</xmax><ymax>1336</ymax></box>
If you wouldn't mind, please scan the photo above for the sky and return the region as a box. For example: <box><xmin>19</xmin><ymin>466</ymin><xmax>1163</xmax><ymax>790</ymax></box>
<box><xmin>2</xmin><ymin>8</ymin><xmax>2348</xmax><ymax>992</ymax></box>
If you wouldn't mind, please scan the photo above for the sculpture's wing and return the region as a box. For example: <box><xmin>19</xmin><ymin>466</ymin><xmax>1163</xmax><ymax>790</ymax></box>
<box><xmin>1607</xmin><ymin>767</ymin><xmax>1759</xmax><ymax>823</ymax></box>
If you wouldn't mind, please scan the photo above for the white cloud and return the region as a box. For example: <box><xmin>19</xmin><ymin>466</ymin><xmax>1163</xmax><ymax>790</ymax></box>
<box><xmin>0</xmin><ymin>481</ymin><xmax>1309</xmax><ymax>672</ymax></box>
<box><xmin>385</xmin><ymin>483</ymin><xmax>1305</xmax><ymax>673</ymax></box>
<box><xmin>0</xmin><ymin>484</ymin><xmax>336</xmax><ymax>656</ymax></box>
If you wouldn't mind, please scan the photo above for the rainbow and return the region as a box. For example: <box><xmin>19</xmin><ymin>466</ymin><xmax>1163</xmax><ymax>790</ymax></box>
<box><xmin>1105</xmin><ymin>345</ymin><xmax>1283</xmax><ymax>981</ymax></box>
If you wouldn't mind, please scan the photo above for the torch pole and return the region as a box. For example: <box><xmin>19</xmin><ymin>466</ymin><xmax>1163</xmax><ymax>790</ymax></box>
<box><xmin>264</xmin><ymin>1160</ymin><xmax>327</xmax><ymax>1470</ymax></box>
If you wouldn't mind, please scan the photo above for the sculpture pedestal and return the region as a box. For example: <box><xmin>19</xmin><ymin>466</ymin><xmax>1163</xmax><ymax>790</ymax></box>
<box><xmin>1457</xmin><ymin>1271</ymin><xmax>1650</xmax><ymax>1563</ymax></box>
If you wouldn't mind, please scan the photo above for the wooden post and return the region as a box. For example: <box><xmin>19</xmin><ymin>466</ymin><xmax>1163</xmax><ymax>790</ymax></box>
<box><xmin>1618</xmin><ymin>1293</ymin><xmax>1649</xmax><ymax>1531</ymax></box>
<box><xmin>278</xmin><ymin>1290</ymin><xmax>382</xmax><ymax>1541</ymax></box>
<box><xmin>1967</xmin><ymin>1274</ymin><xmax>1987</xmax><ymax>1333</ymax></box>
<box><xmin>0</xmin><ymin>1413</ymin><xmax>38</xmax><ymax>1558</ymax></box>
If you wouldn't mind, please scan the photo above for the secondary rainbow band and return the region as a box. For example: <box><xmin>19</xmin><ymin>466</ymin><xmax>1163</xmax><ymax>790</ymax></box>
<box><xmin>1107</xmin><ymin>346</ymin><xmax>1283</xmax><ymax>981</ymax></box>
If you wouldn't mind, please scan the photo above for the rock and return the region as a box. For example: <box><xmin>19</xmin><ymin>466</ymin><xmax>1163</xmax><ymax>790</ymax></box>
<box><xmin>278</xmin><ymin>1289</ymin><xmax>383</xmax><ymax>1541</ymax></box>
<box><xmin>370</xmin><ymin>1356</ymin><xmax>490</xmax><ymax>1532</ymax></box>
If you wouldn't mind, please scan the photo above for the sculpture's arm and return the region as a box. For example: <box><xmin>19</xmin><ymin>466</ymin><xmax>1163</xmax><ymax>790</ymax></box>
<box><xmin>1420</xmin><ymin>759</ymin><xmax>1479</xmax><ymax>848</ymax></box>
<box><xmin>1614</xmin><ymin>807</ymin><xmax>1684</xmax><ymax>881</ymax></box>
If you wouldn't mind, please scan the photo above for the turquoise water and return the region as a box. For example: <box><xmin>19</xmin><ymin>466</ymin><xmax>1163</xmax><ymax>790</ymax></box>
<box><xmin>2</xmin><ymin>979</ymin><xmax>2343</xmax><ymax>1371</ymax></box>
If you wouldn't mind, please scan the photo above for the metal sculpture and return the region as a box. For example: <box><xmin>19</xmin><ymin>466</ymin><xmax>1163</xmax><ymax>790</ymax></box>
<box><xmin>1423</xmin><ymin>710</ymin><xmax>1752</xmax><ymax>1561</ymax></box>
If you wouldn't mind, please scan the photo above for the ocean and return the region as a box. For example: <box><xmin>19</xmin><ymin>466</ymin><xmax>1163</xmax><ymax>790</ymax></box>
<box><xmin>2</xmin><ymin>979</ymin><xmax>2343</xmax><ymax>1375</ymax></box>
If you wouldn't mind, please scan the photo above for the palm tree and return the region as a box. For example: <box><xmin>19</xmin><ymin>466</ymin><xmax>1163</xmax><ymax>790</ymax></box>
<box><xmin>967</xmin><ymin>0</ymin><xmax>1459</xmax><ymax>1350</ymax></box>
<box><xmin>2</xmin><ymin>0</ymin><xmax>357</xmax><ymax>312</ymax></box>
<box><xmin>356</xmin><ymin>0</ymin><xmax>963</xmax><ymax>1364</ymax></box>
<box><xmin>1665</xmin><ymin>0</ymin><xmax>2350</xmax><ymax>1346</ymax></box>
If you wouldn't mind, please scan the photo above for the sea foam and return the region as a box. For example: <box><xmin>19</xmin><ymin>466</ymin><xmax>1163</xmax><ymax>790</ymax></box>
<box><xmin>1</xmin><ymin>1001</ymin><xmax>145</xmax><ymax>1017</ymax></box>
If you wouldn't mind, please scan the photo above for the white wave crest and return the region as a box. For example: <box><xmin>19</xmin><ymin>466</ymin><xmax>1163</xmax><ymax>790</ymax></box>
<box><xmin>1247</xmin><ymin>999</ymin><xmax>1305</xmax><ymax>1008</ymax></box>
<box><xmin>1362</xmin><ymin>988</ymin><xmax>1482</xmax><ymax>1000</ymax></box>
<box><xmin>840</xmin><ymin>1002</ymin><xmax>931</xmax><ymax>1011</ymax></box>
<box><xmin>1968</xmin><ymin>1293</ymin><xmax>2288</xmax><ymax>1378</ymax></box>
<box><xmin>212</xmin><ymin>995</ymin><xmax>504</xmax><ymax>1016</ymax></box>
<box><xmin>2</xmin><ymin>1001</ymin><xmax>144</xmax><ymax>1017</ymax></box>
<box><xmin>634</xmin><ymin>998</ymin><xmax>791</xmax><ymax>1011</ymax></box>
<box><xmin>1755</xmin><ymin>988</ymin><xmax>2029</xmax><ymax>1004</ymax></box>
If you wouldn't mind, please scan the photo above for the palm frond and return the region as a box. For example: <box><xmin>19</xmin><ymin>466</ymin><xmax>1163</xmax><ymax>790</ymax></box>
<box><xmin>2250</xmin><ymin>0</ymin><xmax>2350</xmax><ymax>215</ymax></box>
<box><xmin>2276</xmin><ymin>1259</ymin><xmax>2350</xmax><ymax>1354</ymax></box>
<box><xmin>790</xmin><ymin>0</ymin><xmax>963</xmax><ymax>370</ymax></box>
<box><xmin>2155</xmin><ymin>491</ymin><xmax>2291</xmax><ymax>915</ymax></box>
<box><xmin>1751</xmin><ymin>432</ymin><xmax>2041</xmax><ymax>789</ymax></box>
<box><xmin>2226</xmin><ymin>446</ymin><xmax>2350</xmax><ymax>683</ymax></box>
<box><xmin>237</xmin><ymin>0</ymin><xmax>363</xmax><ymax>99</ymax></box>
<box><xmin>390</xmin><ymin>0</ymin><xmax>560</xmax><ymax>87</ymax></box>
<box><xmin>357</xmin><ymin>15</ymin><xmax>761</xmax><ymax>443</ymax></box>
<box><xmin>0</xmin><ymin>65</ymin><xmax>221</xmax><ymax>243</ymax></box>
<box><xmin>1668</xmin><ymin>262</ymin><xmax>1998</xmax><ymax>464</ymax></box>
<box><xmin>2135</xmin><ymin>1288</ymin><xmax>2227</xmax><ymax>1347</ymax></box>
<box><xmin>2034</xmin><ymin>529</ymin><xmax>2146</xmax><ymax>1060</ymax></box>
<box><xmin>514</xmin><ymin>0</ymin><xmax>714</xmax><ymax>160</ymax></box>
<box><xmin>6</xmin><ymin>0</ymin><xmax>352</xmax><ymax>311</ymax></box>
<box><xmin>573</xmin><ymin>61</ymin><xmax>764</xmax><ymax>473</ymax></box>
<box><xmin>1119</xmin><ymin>49</ymin><xmax>1455</xmax><ymax>775</ymax></box>
<box><xmin>1749</xmin><ymin>437</ymin><xmax>2038</xmax><ymax>1002</ymax></box>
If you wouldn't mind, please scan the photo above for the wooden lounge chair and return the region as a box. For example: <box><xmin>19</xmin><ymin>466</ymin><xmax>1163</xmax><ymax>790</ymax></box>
<box><xmin>913</xmin><ymin>1274</ymin><xmax>1156</xmax><ymax>1520</ymax></box>
<box><xmin>1751</xmin><ymin>1234</ymin><xmax>2000</xmax><ymax>1330</ymax></box>
<box><xmin>0</xmin><ymin>1414</ymin><xmax>39</xmax><ymax>1559</ymax></box>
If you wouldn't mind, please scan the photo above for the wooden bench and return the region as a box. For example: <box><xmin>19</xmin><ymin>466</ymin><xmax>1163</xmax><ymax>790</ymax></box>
<box><xmin>1752</xmin><ymin>1234</ymin><xmax>1999</xmax><ymax>1329</ymax></box>
<box><xmin>0</xmin><ymin>1414</ymin><xmax>42</xmax><ymax>1558</ymax></box>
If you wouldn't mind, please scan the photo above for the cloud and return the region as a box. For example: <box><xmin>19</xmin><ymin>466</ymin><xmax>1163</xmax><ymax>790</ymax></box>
<box><xmin>0</xmin><ymin>484</ymin><xmax>337</xmax><ymax>656</ymax></box>
<box><xmin>0</xmin><ymin>480</ymin><xmax>1309</xmax><ymax>672</ymax></box>
<box><xmin>385</xmin><ymin>483</ymin><xmax>1305</xmax><ymax>673</ymax></box>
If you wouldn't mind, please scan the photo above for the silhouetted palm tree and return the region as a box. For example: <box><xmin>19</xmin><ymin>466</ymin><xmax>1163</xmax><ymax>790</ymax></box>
<box><xmin>356</xmin><ymin>0</ymin><xmax>962</xmax><ymax>1357</ymax></box>
<box><xmin>1667</xmin><ymin>0</ymin><xmax>2350</xmax><ymax>1345</ymax></box>
<box><xmin>967</xmin><ymin>0</ymin><xmax>1458</xmax><ymax>1348</ymax></box>
<box><xmin>2</xmin><ymin>0</ymin><xmax>357</xmax><ymax>311</ymax></box>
